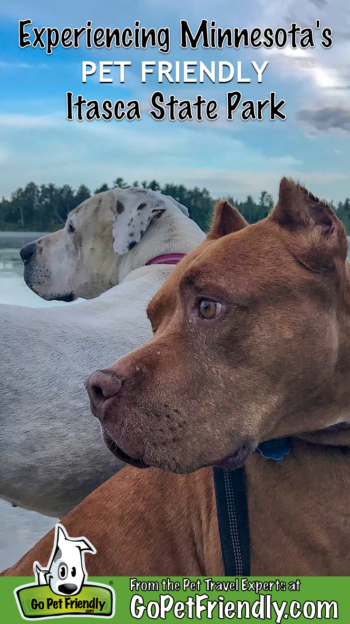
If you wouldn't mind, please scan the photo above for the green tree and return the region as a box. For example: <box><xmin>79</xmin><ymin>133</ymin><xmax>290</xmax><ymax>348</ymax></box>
<box><xmin>11</xmin><ymin>182</ymin><xmax>39</xmax><ymax>227</ymax></box>
<box><xmin>1</xmin><ymin>177</ymin><xmax>350</xmax><ymax>237</ymax></box>
<box><xmin>113</xmin><ymin>177</ymin><xmax>129</xmax><ymax>189</ymax></box>
<box><xmin>337</xmin><ymin>198</ymin><xmax>350</xmax><ymax>234</ymax></box>
<box><xmin>36</xmin><ymin>184</ymin><xmax>60</xmax><ymax>229</ymax></box>
<box><xmin>75</xmin><ymin>185</ymin><xmax>91</xmax><ymax>206</ymax></box>
<box><xmin>94</xmin><ymin>183</ymin><xmax>109</xmax><ymax>194</ymax></box>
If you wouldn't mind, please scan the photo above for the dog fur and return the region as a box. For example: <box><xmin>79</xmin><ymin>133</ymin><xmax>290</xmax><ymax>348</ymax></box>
<box><xmin>6</xmin><ymin>178</ymin><xmax>350</xmax><ymax>576</ymax></box>
<box><xmin>0</xmin><ymin>188</ymin><xmax>204</xmax><ymax>517</ymax></box>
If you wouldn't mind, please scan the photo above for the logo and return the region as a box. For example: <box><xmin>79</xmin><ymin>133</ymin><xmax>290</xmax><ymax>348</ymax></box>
<box><xmin>14</xmin><ymin>524</ymin><xmax>115</xmax><ymax>620</ymax></box>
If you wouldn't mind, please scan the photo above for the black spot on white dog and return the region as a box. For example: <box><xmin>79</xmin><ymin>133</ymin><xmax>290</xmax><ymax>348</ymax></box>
<box><xmin>128</xmin><ymin>241</ymin><xmax>137</xmax><ymax>250</ymax></box>
<box><xmin>53</xmin><ymin>547</ymin><xmax>62</xmax><ymax>562</ymax></box>
<box><xmin>137</xmin><ymin>203</ymin><xmax>147</xmax><ymax>211</ymax></box>
<box><xmin>116</xmin><ymin>200</ymin><xmax>125</xmax><ymax>214</ymax></box>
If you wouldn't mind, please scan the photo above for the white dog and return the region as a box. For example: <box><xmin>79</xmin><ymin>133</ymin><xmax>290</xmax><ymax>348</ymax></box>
<box><xmin>0</xmin><ymin>188</ymin><xmax>205</xmax><ymax>517</ymax></box>
<box><xmin>34</xmin><ymin>524</ymin><xmax>95</xmax><ymax>596</ymax></box>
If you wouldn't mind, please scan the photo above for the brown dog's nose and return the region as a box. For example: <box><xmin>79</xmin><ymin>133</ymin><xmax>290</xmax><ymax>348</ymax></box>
<box><xmin>84</xmin><ymin>370</ymin><xmax>123</xmax><ymax>419</ymax></box>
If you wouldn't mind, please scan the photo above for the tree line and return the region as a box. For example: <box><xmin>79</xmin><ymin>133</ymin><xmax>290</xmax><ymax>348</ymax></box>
<box><xmin>1</xmin><ymin>178</ymin><xmax>350</xmax><ymax>234</ymax></box>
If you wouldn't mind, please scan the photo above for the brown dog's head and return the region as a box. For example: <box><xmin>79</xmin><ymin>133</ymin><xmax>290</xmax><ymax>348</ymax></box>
<box><xmin>85</xmin><ymin>178</ymin><xmax>349</xmax><ymax>473</ymax></box>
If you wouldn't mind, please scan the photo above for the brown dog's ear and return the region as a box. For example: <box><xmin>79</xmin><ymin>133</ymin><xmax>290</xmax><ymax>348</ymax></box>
<box><xmin>272</xmin><ymin>178</ymin><xmax>335</xmax><ymax>233</ymax></box>
<box><xmin>271</xmin><ymin>178</ymin><xmax>347</xmax><ymax>270</ymax></box>
<box><xmin>207</xmin><ymin>200</ymin><xmax>248</xmax><ymax>240</ymax></box>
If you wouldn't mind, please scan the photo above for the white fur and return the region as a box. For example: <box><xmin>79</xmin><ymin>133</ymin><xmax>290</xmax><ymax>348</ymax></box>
<box><xmin>0</xmin><ymin>189</ymin><xmax>205</xmax><ymax>517</ymax></box>
<box><xmin>34</xmin><ymin>524</ymin><xmax>95</xmax><ymax>596</ymax></box>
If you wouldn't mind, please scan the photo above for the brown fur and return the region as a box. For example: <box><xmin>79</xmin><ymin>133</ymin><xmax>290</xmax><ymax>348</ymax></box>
<box><xmin>2</xmin><ymin>467</ymin><xmax>224</xmax><ymax>576</ymax></box>
<box><xmin>4</xmin><ymin>438</ymin><xmax>350</xmax><ymax>576</ymax></box>
<box><xmin>4</xmin><ymin>178</ymin><xmax>350</xmax><ymax>576</ymax></box>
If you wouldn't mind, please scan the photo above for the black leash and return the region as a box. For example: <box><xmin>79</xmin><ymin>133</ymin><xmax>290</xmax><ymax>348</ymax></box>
<box><xmin>213</xmin><ymin>437</ymin><xmax>292</xmax><ymax>576</ymax></box>
<box><xmin>213</xmin><ymin>467</ymin><xmax>250</xmax><ymax>576</ymax></box>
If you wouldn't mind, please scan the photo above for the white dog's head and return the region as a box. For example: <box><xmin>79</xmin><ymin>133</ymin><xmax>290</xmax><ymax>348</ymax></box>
<box><xmin>20</xmin><ymin>188</ymin><xmax>189</xmax><ymax>301</ymax></box>
<box><xmin>34</xmin><ymin>524</ymin><xmax>95</xmax><ymax>596</ymax></box>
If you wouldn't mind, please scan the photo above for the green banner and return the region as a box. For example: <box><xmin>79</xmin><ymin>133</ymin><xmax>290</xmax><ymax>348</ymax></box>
<box><xmin>1</xmin><ymin>576</ymin><xmax>349</xmax><ymax>623</ymax></box>
<box><xmin>15</xmin><ymin>582</ymin><xmax>114</xmax><ymax>619</ymax></box>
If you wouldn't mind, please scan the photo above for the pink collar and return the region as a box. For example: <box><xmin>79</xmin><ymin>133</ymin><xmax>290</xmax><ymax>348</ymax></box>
<box><xmin>146</xmin><ymin>253</ymin><xmax>186</xmax><ymax>266</ymax></box>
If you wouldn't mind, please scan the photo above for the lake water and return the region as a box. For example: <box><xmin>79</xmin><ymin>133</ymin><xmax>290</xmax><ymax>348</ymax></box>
<box><xmin>0</xmin><ymin>233</ymin><xmax>80</xmax><ymax>572</ymax></box>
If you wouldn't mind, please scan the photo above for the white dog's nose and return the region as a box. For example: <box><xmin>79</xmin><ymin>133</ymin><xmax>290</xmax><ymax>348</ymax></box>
<box><xmin>20</xmin><ymin>242</ymin><xmax>37</xmax><ymax>263</ymax></box>
<box><xmin>58</xmin><ymin>583</ymin><xmax>78</xmax><ymax>595</ymax></box>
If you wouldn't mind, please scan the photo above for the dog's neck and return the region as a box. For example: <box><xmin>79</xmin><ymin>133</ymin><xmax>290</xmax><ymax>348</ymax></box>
<box><xmin>268</xmin><ymin>265</ymin><xmax>350</xmax><ymax>448</ymax></box>
<box><xmin>117</xmin><ymin>209</ymin><xmax>204</xmax><ymax>284</ymax></box>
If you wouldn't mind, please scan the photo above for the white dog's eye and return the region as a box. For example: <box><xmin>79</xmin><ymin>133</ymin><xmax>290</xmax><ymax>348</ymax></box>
<box><xmin>58</xmin><ymin>562</ymin><xmax>68</xmax><ymax>580</ymax></box>
<box><xmin>67</xmin><ymin>222</ymin><xmax>75</xmax><ymax>234</ymax></box>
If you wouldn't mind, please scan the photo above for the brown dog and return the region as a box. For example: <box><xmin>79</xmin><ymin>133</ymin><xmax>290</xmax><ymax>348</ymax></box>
<box><xmin>4</xmin><ymin>178</ymin><xmax>350</xmax><ymax>576</ymax></box>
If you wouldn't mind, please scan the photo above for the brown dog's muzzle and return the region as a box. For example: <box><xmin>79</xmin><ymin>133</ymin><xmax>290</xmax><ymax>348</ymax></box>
<box><xmin>84</xmin><ymin>368</ymin><xmax>150</xmax><ymax>469</ymax></box>
<box><xmin>85</xmin><ymin>370</ymin><xmax>123</xmax><ymax>419</ymax></box>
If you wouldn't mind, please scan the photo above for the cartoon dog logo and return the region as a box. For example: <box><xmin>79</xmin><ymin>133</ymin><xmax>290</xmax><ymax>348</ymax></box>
<box><xmin>15</xmin><ymin>524</ymin><xmax>114</xmax><ymax>620</ymax></box>
<box><xmin>33</xmin><ymin>524</ymin><xmax>96</xmax><ymax>596</ymax></box>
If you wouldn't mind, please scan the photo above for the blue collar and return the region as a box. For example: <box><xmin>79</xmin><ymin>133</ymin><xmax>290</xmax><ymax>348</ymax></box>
<box><xmin>257</xmin><ymin>437</ymin><xmax>292</xmax><ymax>461</ymax></box>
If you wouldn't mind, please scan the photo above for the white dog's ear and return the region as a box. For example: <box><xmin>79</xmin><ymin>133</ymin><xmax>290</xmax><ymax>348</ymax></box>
<box><xmin>57</xmin><ymin>525</ymin><xmax>68</xmax><ymax>549</ymax></box>
<box><xmin>163</xmin><ymin>194</ymin><xmax>189</xmax><ymax>217</ymax></box>
<box><xmin>56</xmin><ymin>523</ymin><xmax>96</xmax><ymax>554</ymax></box>
<box><xmin>74</xmin><ymin>538</ymin><xmax>96</xmax><ymax>554</ymax></box>
<box><xmin>112</xmin><ymin>189</ymin><xmax>171</xmax><ymax>255</ymax></box>
<box><xmin>34</xmin><ymin>562</ymin><xmax>51</xmax><ymax>585</ymax></box>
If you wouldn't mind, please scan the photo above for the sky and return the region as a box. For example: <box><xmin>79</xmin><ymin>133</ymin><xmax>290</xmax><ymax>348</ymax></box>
<box><xmin>0</xmin><ymin>0</ymin><xmax>350</xmax><ymax>203</ymax></box>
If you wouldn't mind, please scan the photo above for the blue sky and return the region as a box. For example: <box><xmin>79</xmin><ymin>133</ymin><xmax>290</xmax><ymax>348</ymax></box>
<box><xmin>0</xmin><ymin>0</ymin><xmax>349</xmax><ymax>203</ymax></box>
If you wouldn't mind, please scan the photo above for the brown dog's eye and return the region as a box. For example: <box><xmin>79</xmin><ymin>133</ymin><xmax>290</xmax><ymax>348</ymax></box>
<box><xmin>67</xmin><ymin>222</ymin><xmax>75</xmax><ymax>234</ymax></box>
<box><xmin>199</xmin><ymin>300</ymin><xmax>222</xmax><ymax>320</ymax></box>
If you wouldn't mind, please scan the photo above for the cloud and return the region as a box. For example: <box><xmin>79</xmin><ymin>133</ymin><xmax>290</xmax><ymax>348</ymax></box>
<box><xmin>0</xmin><ymin>61</ymin><xmax>48</xmax><ymax>69</ymax></box>
<box><xmin>1</xmin><ymin>0</ymin><xmax>350</xmax><ymax>206</ymax></box>
<box><xmin>0</xmin><ymin>111</ymin><xmax>302</xmax><ymax>200</ymax></box>
<box><xmin>0</xmin><ymin>114</ymin><xmax>61</xmax><ymax>129</ymax></box>
<box><xmin>297</xmin><ymin>106</ymin><xmax>350</xmax><ymax>132</ymax></box>
<box><xmin>264</xmin><ymin>47</ymin><xmax>346</xmax><ymax>91</ymax></box>
<box><xmin>0</xmin><ymin>107</ymin><xmax>349</xmax><ymax>203</ymax></box>
<box><xmin>256</xmin><ymin>0</ymin><xmax>350</xmax><ymax>105</ymax></box>
<box><xmin>309</xmin><ymin>0</ymin><xmax>327</xmax><ymax>7</ymax></box>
